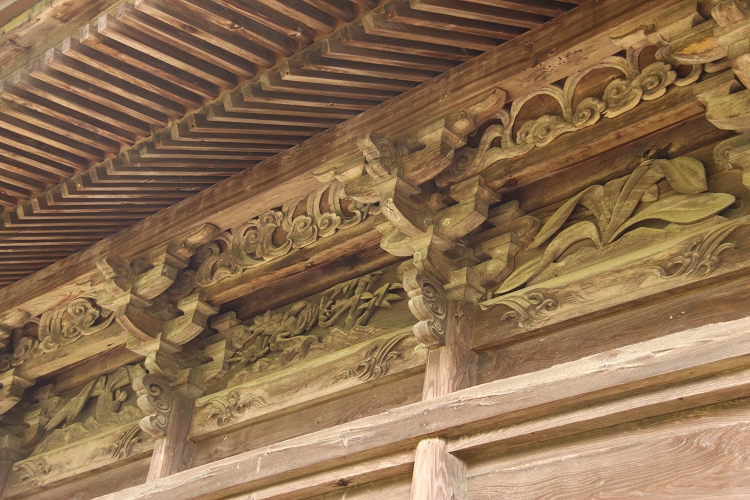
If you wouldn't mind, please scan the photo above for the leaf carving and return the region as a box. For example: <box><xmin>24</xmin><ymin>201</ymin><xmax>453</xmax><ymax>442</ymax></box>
<box><xmin>529</xmin><ymin>185</ymin><xmax>604</xmax><ymax>249</ymax></box>
<box><xmin>494</xmin><ymin>256</ymin><xmax>542</xmax><ymax>295</ymax></box>
<box><xmin>530</xmin><ymin>221</ymin><xmax>602</xmax><ymax>282</ymax></box>
<box><xmin>655</xmin><ymin>157</ymin><xmax>707</xmax><ymax>194</ymax></box>
<box><xmin>610</xmin><ymin>193</ymin><xmax>735</xmax><ymax>241</ymax></box>
<box><xmin>602</xmin><ymin>161</ymin><xmax>666</xmax><ymax>243</ymax></box>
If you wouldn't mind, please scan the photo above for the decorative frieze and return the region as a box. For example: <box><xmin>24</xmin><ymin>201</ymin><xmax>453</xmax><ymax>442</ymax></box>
<box><xmin>221</xmin><ymin>269</ymin><xmax>406</xmax><ymax>384</ymax></box>
<box><xmin>436</xmin><ymin>48</ymin><xmax>684</xmax><ymax>188</ymax></box>
<box><xmin>489</xmin><ymin>157</ymin><xmax>735</xmax><ymax>296</ymax></box>
<box><xmin>191</xmin><ymin>328</ymin><xmax>425</xmax><ymax>438</ymax></box>
<box><xmin>189</xmin><ymin>184</ymin><xmax>374</xmax><ymax>288</ymax></box>
<box><xmin>478</xmin><ymin>155</ymin><xmax>747</xmax><ymax>342</ymax></box>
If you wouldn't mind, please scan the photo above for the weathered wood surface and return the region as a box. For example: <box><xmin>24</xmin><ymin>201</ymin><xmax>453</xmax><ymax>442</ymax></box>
<box><xmin>232</xmin><ymin>456</ymin><xmax>414</xmax><ymax>500</ymax></box>
<box><xmin>145</xmin><ymin>392</ymin><xmax>194</xmax><ymax>481</ymax></box>
<box><xmin>0</xmin><ymin>0</ymin><xmax>690</xmax><ymax>315</ymax></box>
<box><xmin>0</xmin><ymin>0</ymin><xmax>577</xmax><ymax>286</ymax></box>
<box><xmin>3</xmin><ymin>422</ymin><xmax>153</xmax><ymax>498</ymax></box>
<box><xmin>4</xmin><ymin>456</ymin><xmax>150</xmax><ymax>500</ymax></box>
<box><xmin>191</xmin><ymin>327</ymin><xmax>426</xmax><ymax>439</ymax></box>
<box><xmin>410</xmin><ymin>438</ymin><xmax>466</xmax><ymax>500</ymax></box>
<box><xmin>478</xmin><ymin>268</ymin><xmax>750</xmax><ymax>384</ymax></box>
<box><xmin>191</xmin><ymin>373</ymin><xmax>424</xmax><ymax>467</ymax></box>
<box><xmin>467</xmin><ymin>399</ymin><xmax>750</xmax><ymax>499</ymax></box>
<box><xmin>473</xmin><ymin>213</ymin><xmax>750</xmax><ymax>351</ymax></box>
<box><xmin>91</xmin><ymin>314</ymin><xmax>750</xmax><ymax>500</ymax></box>
<box><xmin>302</xmin><ymin>473</ymin><xmax>413</xmax><ymax>500</ymax></box>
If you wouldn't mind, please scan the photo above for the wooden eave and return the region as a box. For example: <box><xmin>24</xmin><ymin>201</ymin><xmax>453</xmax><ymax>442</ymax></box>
<box><xmin>0</xmin><ymin>0</ymin><xmax>673</xmax><ymax>320</ymax></box>
<box><xmin>2</xmin><ymin>0</ymin><xmax>750</xmax><ymax>496</ymax></box>
<box><xmin>0</xmin><ymin>0</ymin><xmax>579</xmax><ymax>286</ymax></box>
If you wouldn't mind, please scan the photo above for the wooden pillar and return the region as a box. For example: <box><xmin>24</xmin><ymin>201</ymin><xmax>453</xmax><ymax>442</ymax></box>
<box><xmin>134</xmin><ymin>374</ymin><xmax>197</xmax><ymax>481</ymax></box>
<box><xmin>411</xmin><ymin>278</ymin><xmax>480</xmax><ymax>499</ymax></box>
<box><xmin>0</xmin><ymin>434</ymin><xmax>20</xmax><ymax>497</ymax></box>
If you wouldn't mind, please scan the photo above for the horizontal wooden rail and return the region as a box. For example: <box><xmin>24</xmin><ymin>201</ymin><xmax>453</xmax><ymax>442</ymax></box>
<box><xmin>94</xmin><ymin>314</ymin><xmax>750</xmax><ymax>500</ymax></box>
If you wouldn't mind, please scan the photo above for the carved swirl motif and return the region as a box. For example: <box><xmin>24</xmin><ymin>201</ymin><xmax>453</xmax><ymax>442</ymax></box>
<box><xmin>197</xmin><ymin>391</ymin><xmax>266</xmax><ymax>427</ymax></box>
<box><xmin>0</xmin><ymin>298</ymin><xmax>114</xmax><ymax>373</ymax></box>
<box><xmin>133</xmin><ymin>374</ymin><xmax>173</xmax><ymax>438</ymax></box>
<box><xmin>108</xmin><ymin>423</ymin><xmax>143</xmax><ymax>459</ymax></box>
<box><xmin>193</xmin><ymin>184</ymin><xmax>372</xmax><ymax>287</ymax></box>
<box><xmin>492</xmin><ymin>290</ymin><xmax>587</xmax><ymax>330</ymax></box>
<box><xmin>656</xmin><ymin>222</ymin><xmax>748</xmax><ymax>279</ymax></box>
<box><xmin>328</xmin><ymin>334</ymin><xmax>408</xmax><ymax>385</ymax></box>
<box><xmin>406</xmin><ymin>272</ymin><xmax>448</xmax><ymax>348</ymax></box>
<box><xmin>436</xmin><ymin>48</ymin><xmax>680</xmax><ymax>187</ymax></box>
<box><xmin>14</xmin><ymin>458</ymin><xmax>57</xmax><ymax>488</ymax></box>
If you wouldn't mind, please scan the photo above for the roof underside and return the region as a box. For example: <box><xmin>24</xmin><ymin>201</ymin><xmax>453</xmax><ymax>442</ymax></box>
<box><xmin>0</xmin><ymin>0</ymin><xmax>578</xmax><ymax>286</ymax></box>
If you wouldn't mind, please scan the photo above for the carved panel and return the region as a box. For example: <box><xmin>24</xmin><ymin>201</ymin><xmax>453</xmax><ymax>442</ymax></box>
<box><xmin>489</xmin><ymin>157</ymin><xmax>735</xmax><ymax>297</ymax></box>
<box><xmin>190</xmin><ymin>184</ymin><xmax>373</xmax><ymax>288</ymax></box>
<box><xmin>436</xmin><ymin>47</ymin><xmax>693</xmax><ymax>188</ymax></box>
<box><xmin>219</xmin><ymin>268</ymin><xmax>407</xmax><ymax>387</ymax></box>
<box><xmin>191</xmin><ymin>328</ymin><xmax>425</xmax><ymax>438</ymax></box>
<box><xmin>478</xmin><ymin>155</ymin><xmax>748</xmax><ymax>340</ymax></box>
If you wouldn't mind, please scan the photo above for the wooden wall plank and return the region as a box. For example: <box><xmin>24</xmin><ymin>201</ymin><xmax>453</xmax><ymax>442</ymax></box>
<box><xmin>91</xmin><ymin>314</ymin><xmax>750</xmax><ymax>500</ymax></box>
<box><xmin>467</xmin><ymin>399</ymin><xmax>750</xmax><ymax>499</ymax></box>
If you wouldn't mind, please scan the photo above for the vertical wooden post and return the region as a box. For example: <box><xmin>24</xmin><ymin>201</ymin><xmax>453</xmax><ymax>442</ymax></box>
<box><xmin>411</xmin><ymin>277</ymin><xmax>480</xmax><ymax>499</ymax></box>
<box><xmin>147</xmin><ymin>392</ymin><xmax>195</xmax><ymax>481</ymax></box>
<box><xmin>0</xmin><ymin>434</ymin><xmax>20</xmax><ymax>497</ymax></box>
<box><xmin>134</xmin><ymin>374</ymin><xmax>198</xmax><ymax>481</ymax></box>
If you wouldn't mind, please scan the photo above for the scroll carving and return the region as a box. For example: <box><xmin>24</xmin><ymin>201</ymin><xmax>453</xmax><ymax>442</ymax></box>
<box><xmin>14</xmin><ymin>457</ymin><xmax>58</xmax><ymax>488</ymax></box>
<box><xmin>437</xmin><ymin>48</ymin><xmax>684</xmax><ymax>187</ymax></box>
<box><xmin>491</xmin><ymin>290</ymin><xmax>587</xmax><ymax>330</ymax></box>
<box><xmin>107</xmin><ymin>423</ymin><xmax>143</xmax><ymax>459</ymax></box>
<box><xmin>133</xmin><ymin>373</ymin><xmax>173</xmax><ymax>439</ymax></box>
<box><xmin>196</xmin><ymin>391</ymin><xmax>266</xmax><ymax>427</ymax></box>
<box><xmin>403</xmin><ymin>272</ymin><xmax>448</xmax><ymax>348</ymax></box>
<box><xmin>329</xmin><ymin>333</ymin><xmax>410</xmax><ymax>384</ymax></box>
<box><xmin>655</xmin><ymin>221</ymin><xmax>750</xmax><ymax>279</ymax></box>
<box><xmin>192</xmin><ymin>184</ymin><xmax>373</xmax><ymax>288</ymax></box>
<box><xmin>0</xmin><ymin>298</ymin><xmax>114</xmax><ymax>373</ymax></box>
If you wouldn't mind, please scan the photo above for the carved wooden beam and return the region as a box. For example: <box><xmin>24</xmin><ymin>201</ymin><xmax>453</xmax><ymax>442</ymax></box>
<box><xmin>0</xmin><ymin>434</ymin><xmax>20</xmax><ymax>497</ymax></box>
<box><xmin>0</xmin><ymin>0</ymin><xmax>694</xmax><ymax>325</ymax></box>
<box><xmin>666</xmin><ymin>0</ymin><xmax>750</xmax><ymax>185</ymax></box>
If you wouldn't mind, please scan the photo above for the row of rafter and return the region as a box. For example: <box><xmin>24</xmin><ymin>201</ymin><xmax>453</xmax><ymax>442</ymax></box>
<box><xmin>0</xmin><ymin>0</ymin><xmax>574</xmax><ymax>286</ymax></box>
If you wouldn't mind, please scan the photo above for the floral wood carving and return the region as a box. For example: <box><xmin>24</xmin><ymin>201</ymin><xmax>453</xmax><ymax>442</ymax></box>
<box><xmin>133</xmin><ymin>373</ymin><xmax>172</xmax><ymax>439</ymax></box>
<box><xmin>196</xmin><ymin>390</ymin><xmax>267</xmax><ymax>427</ymax></box>
<box><xmin>329</xmin><ymin>333</ymin><xmax>410</xmax><ymax>385</ymax></box>
<box><xmin>436</xmin><ymin>48</ymin><xmax>686</xmax><ymax>187</ymax></box>
<box><xmin>229</xmin><ymin>271</ymin><xmax>403</xmax><ymax>371</ymax></box>
<box><xmin>490</xmin><ymin>290</ymin><xmax>588</xmax><ymax>330</ymax></box>
<box><xmin>192</xmin><ymin>184</ymin><xmax>373</xmax><ymax>288</ymax></box>
<box><xmin>490</xmin><ymin>157</ymin><xmax>735</xmax><ymax>296</ymax></box>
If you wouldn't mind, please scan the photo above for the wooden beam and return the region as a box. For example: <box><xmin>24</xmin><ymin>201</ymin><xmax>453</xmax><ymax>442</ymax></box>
<box><xmin>91</xmin><ymin>313</ymin><xmax>750</xmax><ymax>500</ymax></box>
<box><xmin>0</xmin><ymin>0</ymin><xmax>691</xmax><ymax>319</ymax></box>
